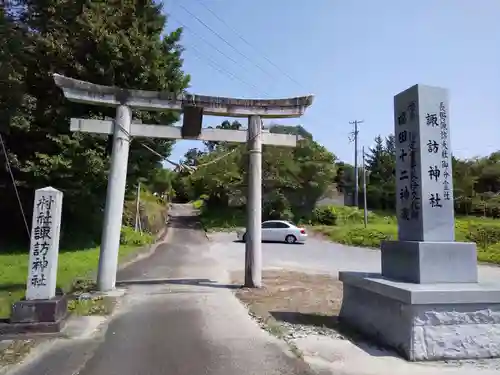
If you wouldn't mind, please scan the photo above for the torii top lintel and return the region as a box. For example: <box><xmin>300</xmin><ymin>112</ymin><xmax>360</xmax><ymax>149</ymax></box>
<box><xmin>53</xmin><ymin>74</ymin><xmax>313</xmax><ymax>119</ymax></box>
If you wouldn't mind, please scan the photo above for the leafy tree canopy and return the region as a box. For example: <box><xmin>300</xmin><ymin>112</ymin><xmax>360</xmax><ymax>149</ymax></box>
<box><xmin>0</xmin><ymin>0</ymin><xmax>189</xmax><ymax>244</ymax></box>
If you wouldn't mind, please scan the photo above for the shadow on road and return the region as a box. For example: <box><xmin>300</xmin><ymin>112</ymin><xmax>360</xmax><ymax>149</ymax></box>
<box><xmin>167</xmin><ymin>215</ymin><xmax>205</xmax><ymax>230</ymax></box>
<box><xmin>232</xmin><ymin>240</ymin><xmax>304</xmax><ymax>245</ymax></box>
<box><xmin>271</xmin><ymin>311</ymin><xmax>339</xmax><ymax>329</ymax></box>
<box><xmin>271</xmin><ymin>310</ymin><xmax>403</xmax><ymax>358</ymax></box>
<box><xmin>116</xmin><ymin>278</ymin><xmax>241</xmax><ymax>290</ymax></box>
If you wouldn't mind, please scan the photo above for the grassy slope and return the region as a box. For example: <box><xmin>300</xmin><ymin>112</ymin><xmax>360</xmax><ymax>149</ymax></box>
<box><xmin>0</xmin><ymin>200</ymin><xmax>164</xmax><ymax>318</ymax></box>
<box><xmin>0</xmin><ymin>188</ymin><xmax>168</xmax><ymax>318</ymax></box>
<box><xmin>0</xmin><ymin>244</ymin><xmax>144</xmax><ymax>318</ymax></box>
<box><xmin>312</xmin><ymin>214</ymin><xmax>500</xmax><ymax>265</ymax></box>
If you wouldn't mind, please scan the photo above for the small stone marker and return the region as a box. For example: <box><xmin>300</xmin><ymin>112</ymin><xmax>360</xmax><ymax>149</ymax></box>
<box><xmin>26</xmin><ymin>187</ymin><xmax>63</xmax><ymax>300</ymax></box>
<box><xmin>394</xmin><ymin>84</ymin><xmax>454</xmax><ymax>242</ymax></box>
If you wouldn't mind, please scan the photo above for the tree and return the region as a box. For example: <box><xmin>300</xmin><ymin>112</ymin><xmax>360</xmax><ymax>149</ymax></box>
<box><xmin>365</xmin><ymin>135</ymin><xmax>396</xmax><ymax>210</ymax></box>
<box><xmin>146</xmin><ymin>168</ymin><xmax>175</xmax><ymax>198</ymax></box>
<box><xmin>357</xmin><ymin>131</ymin><xmax>500</xmax><ymax>218</ymax></box>
<box><xmin>203</xmin><ymin>120</ymin><xmax>243</xmax><ymax>152</ymax></box>
<box><xmin>175</xmin><ymin>122</ymin><xmax>337</xmax><ymax>221</ymax></box>
<box><xmin>182</xmin><ymin>148</ymin><xmax>205</xmax><ymax>167</ymax></box>
<box><xmin>1</xmin><ymin>1</ymin><xmax>190</xmax><ymax>244</ymax></box>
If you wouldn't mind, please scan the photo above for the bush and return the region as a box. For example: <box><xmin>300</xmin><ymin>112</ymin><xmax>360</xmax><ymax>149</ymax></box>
<box><xmin>120</xmin><ymin>226</ymin><xmax>155</xmax><ymax>246</ymax></box>
<box><xmin>455</xmin><ymin>219</ymin><xmax>500</xmax><ymax>248</ymax></box>
<box><xmin>312</xmin><ymin>206</ymin><xmax>337</xmax><ymax>225</ymax></box>
<box><xmin>478</xmin><ymin>243</ymin><xmax>500</xmax><ymax>264</ymax></box>
<box><xmin>199</xmin><ymin>206</ymin><xmax>246</xmax><ymax>231</ymax></box>
<box><xmin>193</xmin><ymin>199</ymin><xmax>204</xmax><ymax>209</ymax></box>
<box><xmin>330</xmin><ymin>224</ymin><xmax>396</xmax><ymax>247</ymax></box>
<box><xmin>312</xmin><ymin>205</ymin><xmax>382</xmax><ymax>226</ymax></box>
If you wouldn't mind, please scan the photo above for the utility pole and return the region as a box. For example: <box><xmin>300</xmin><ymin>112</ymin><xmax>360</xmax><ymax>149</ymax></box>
<box><xmin>349</xmin><ymin>120</ymin><xmax>363</xmax><ymax>207</ymax></box>
<box><xmin>134</xmin><ymin>181</ymin><xmax>141</xmax><ymax>232</ymax></box>
<box><xmin>362</xmin><ymin>146</ymin><xmax>368</xmax><ymax>228</ymax></box>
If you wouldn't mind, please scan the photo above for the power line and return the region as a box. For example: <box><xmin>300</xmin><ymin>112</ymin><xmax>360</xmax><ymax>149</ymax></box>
<box><xmin>177</xmin><ymin>3</ymin><xmax>276</xmax><ymax>81</ymax></box>
<box><xmin>193</xmin><ymin>0</ymin><xmax>307</xmax><ymax>91</ymax></box>
<box><xmin>121</xmin><ymin>121</ymin><xmax>265</xmax><ymax>174</ymax></box>
<box><xmin>167</xmin><ymin>13</ymin><xmax>267</xmax><ymax>96</ymax></box>
<box><xmin>187</xmin><ymin>43</ymin><xmax>265</xmax><ymax>95</ymax></box>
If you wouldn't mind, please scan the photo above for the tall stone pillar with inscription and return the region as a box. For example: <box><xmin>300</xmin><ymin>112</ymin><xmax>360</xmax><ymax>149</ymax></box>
<box><xmin>338</xmin><ymin>85</ymin><xmax>500</xmax><ymax>361</ymax></box>
<box><xmin>5</xmin><ymin>187</ymin><xmax>68</xmax><ymax>334</ymax></box>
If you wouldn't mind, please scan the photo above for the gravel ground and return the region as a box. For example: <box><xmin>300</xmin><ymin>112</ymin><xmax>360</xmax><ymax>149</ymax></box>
<box><xmin>232</xmin><ymin>269</ymin><xmax>500</xmax><ymax>374</ymax></box>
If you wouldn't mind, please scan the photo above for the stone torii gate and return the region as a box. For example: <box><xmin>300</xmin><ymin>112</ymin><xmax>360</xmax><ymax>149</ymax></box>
<box><xmin>53</xmin><ymin>74</ymin><xmax>313</xmax><ymax>291</ymax></box>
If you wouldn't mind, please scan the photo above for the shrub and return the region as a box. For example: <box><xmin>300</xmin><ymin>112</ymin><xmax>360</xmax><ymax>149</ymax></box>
<box><xmin>333</xmin><ymin>224</ymin><xmax>397</xmax><ymax>248</ymax></box>
<box><xmin>478</xmin><ymin>242</ymin><xmax>500</xmax><ymax>264</ymax></box>
<box><xmin>193</xmin><ymin>199</ymin><xmax>204</xmax><ymax>209</ymax></box>
<box><xmin>313</xmin><ymin>206</ymin><xmax>337</xmax><ymax>225</ymax></box>
<box><xmin>465</xmin><ymin>223</ymin><xmax>500</xmax><ymax>248</ymax></box>
<box><xmin>312</xmin><ymin>204</ymin><xmax>382</xmax><ymax>226</ymax></box>
<box><xmin>120</xmin><ymin>226</ymin><xmax>155</xmax><ymax>246</ymax></box>
<box><xmin>199</xmin><ymin>206</ymin><xmax>246</xmax><ymax>231</ymax></box>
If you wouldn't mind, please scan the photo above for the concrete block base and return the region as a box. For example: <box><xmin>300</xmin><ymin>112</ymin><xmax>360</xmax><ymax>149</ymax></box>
<box><xmin>338</xmin><ymin>272</ymin><xmax>500</xmax><ymax>361</ymax></box>
<box><xmin>381</xmin><ymin>240</ymin><xmax>478</xmax><ymax>283</ymax></box>
<box><xmin>0</xmin><ymin>295</ymin><xmax>69</xmax><ymax>335</ymax></box>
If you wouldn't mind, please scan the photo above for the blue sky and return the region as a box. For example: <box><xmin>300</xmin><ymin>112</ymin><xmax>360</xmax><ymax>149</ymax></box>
<box><xmin>162</xmin><ymin>0</ymin><xmax>500</xmax><ymax>166</ymax></box>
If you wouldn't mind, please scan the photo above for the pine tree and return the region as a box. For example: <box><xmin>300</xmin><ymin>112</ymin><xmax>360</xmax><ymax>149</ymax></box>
<box><xmin>365</xmin><ymin>134</ymin><xmax>396</xmax><ymax>210</ymax></box>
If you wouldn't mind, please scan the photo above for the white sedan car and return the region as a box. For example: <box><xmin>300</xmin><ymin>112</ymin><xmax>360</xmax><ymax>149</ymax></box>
<box><xmin>236</xmin><ymin>220</ymin><xmax>307</xmax><ymax>244</ymax></box>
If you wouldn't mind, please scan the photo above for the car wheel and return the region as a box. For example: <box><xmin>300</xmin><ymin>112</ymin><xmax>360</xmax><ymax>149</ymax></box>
<box><xmin>242</xmin><ymin>233</ymin><xmax>247</xmax><ymax>242</ymax></box>
<box><xmin>285</xmin><ymin>235</ymin><xmax>297</xmax><ymax>244</ymax></box>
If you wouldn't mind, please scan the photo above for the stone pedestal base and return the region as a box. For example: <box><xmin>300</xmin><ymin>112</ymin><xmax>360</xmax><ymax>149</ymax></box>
<box><xmin>381</xmin><ymin>240</ymin><xmax>478</xmax><ymax>283</ymax></box>
<box><xmin>0</xmin><ymin>295</ymin><xmax>69</xmax><ymax>335</ymax></box>
<box><xmin>338</xmin><ymin>272</ymin><xmax>500</xmax><ymax>361</ymax></box>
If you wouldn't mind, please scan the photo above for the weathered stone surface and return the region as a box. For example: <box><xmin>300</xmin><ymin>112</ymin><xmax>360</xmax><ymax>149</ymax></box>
<box><xmin>394</xmin><ymin>85</ymin><xmax>454</xmax><ymax>243</ymax></box>
<box><xmin>53</xmin><ymin>73</ymin><xmax>314</xmax><ymax>118</ymax></box>
<box><xmin>26</xmin><ymin>187</ymin><xmax>63</xmax><ymax>301</ymax></box>
<box><xmin>413</xmin><ymin>304</ymin><xmax>500</xmax><ymax>326</ymax></box>
<box><xmin>339</xmin><ymin>273</ymin><xmax>500</xmax><ymax>361</ymax></box>
<box><xmin>10</xmin><ymin>295</ymin><xmax>68</xmax><ymax>324</ymax></box>
<box><xmin>381</xmin><ymin>240</ymin><xmax>478</xmax><ymax>283</ymax></box>
<box><xmin>413</xmin><ymin>324</ymin><xmax>500</xmax><ymax>360</ymax></box>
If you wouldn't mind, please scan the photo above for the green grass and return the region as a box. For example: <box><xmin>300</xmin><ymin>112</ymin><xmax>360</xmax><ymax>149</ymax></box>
<box><xmin>195</xmin><ymin>199</ymin><xmax>500</xmax><ymax>266</ymax></box>
<box><xmin>310</xmin><ymin>207</ymin><xmax>500</xmax><ymax>265</ymax></box>
<box><xmin>192</xmin><ymin>199</ymin><xmax>204</xmax><ymax>210</ymax></box>
<box><xmin>67</xmin><ymin>295</ymin><xmax>115</xmax><ymax>316</ymax></box>
<box><xmin>0</xmin><ymin>227</ymin><xmax>155</xmax><ymax>319</ymax></box>
<box><xmin>199</xmin><ymin>205</ymin><xmax>246</xmax><ymax>232</ymax></box>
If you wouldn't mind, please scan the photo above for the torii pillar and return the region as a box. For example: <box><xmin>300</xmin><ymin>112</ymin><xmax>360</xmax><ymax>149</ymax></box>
<box><xmin>53</xmin><ymin>74</ymin><xmax>313</xmax><ymax>291</ymax></box>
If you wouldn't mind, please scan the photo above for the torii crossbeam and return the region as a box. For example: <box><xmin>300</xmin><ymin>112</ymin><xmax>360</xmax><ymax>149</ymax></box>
<box><xmin>54</xmin><ymin>74</ymin><xmax>313</xmax><ymax>291</ymax></box>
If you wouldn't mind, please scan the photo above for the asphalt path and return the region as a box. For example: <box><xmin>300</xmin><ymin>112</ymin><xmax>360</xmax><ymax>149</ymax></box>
<box><xmin>207</xmin><ymin>232</ymin><xmax>500</xmax><ymax>283</ymax></box>
<box><xmin>8</xmin><ymin>204</ymin><xmax>316</xmax><ymax>375</ymax></box>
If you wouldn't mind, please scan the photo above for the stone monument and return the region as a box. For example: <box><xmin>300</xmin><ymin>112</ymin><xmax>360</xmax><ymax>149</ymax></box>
<box><xmin>6</xmin><ymin>187</ymin><xmax>68</xmax><ymax>333</ymax></box>
<box><xmin>338</xmin><ymin>84</ymin><xmax>500</xmax><ymax>361</ymax></box>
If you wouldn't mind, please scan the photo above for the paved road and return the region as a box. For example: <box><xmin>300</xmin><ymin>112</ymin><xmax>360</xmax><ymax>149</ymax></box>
<box><xmin>207</xmin><ymin>232</ymin><xmax>500</xmax><ymax>283</ymax></box>
<box><xmin>9</xmin><ymin>204</ymin><xmax>315</xmax><ymax>375</ymax></box>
